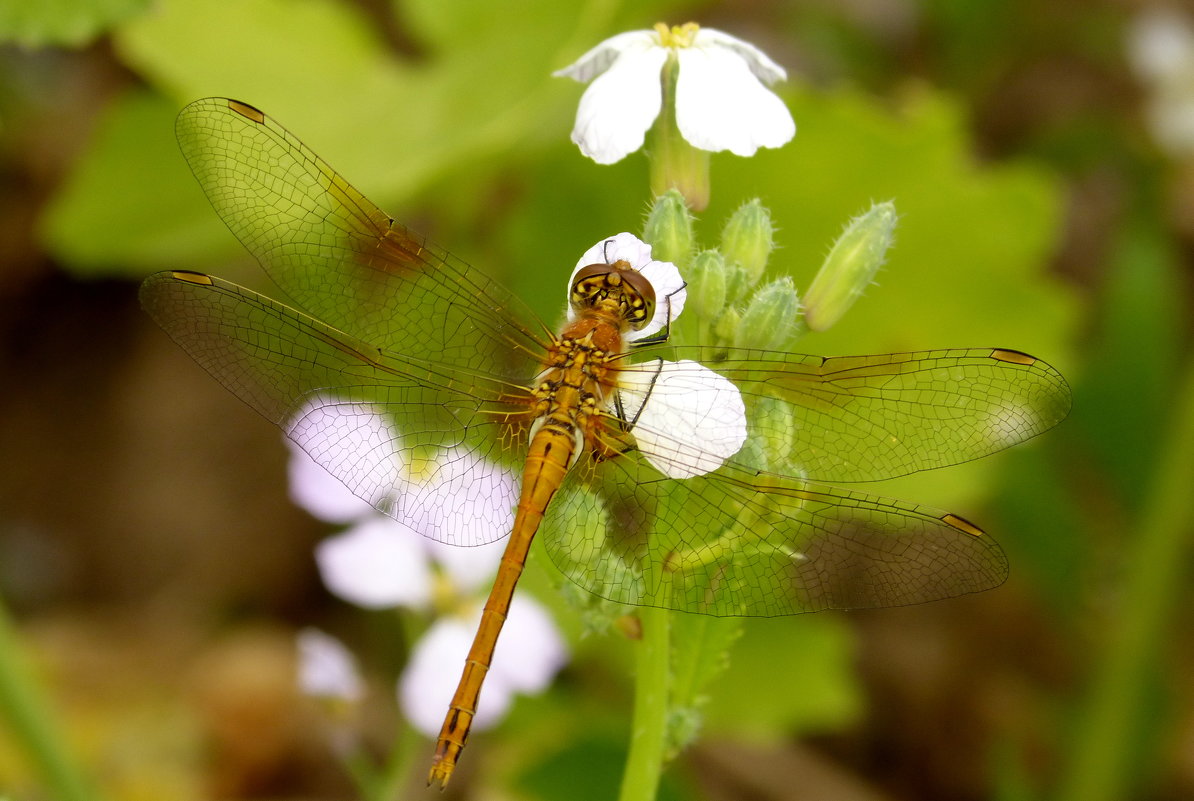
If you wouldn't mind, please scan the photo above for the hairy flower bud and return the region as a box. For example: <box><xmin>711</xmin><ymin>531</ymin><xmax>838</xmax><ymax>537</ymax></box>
<box><xmin>721</xmin><ymin>199</ymin><xmax>774</xmax><ymax>285</ymax></box>
<box><xmin>804</xmin><ymin>201</ymin><xmax>896</xmax><ymax>332</ymax></box>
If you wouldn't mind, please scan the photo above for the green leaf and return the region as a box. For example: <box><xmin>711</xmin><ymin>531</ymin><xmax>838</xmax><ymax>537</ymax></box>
<box><xmin>38</xmin><ymin>89</ymin><xmax>230</xmax><ymax>276</ymax></box>
<box><xmin>701</xmin><ymin>616</ymin><xmax>860</xmax><ymax>740</ymax></box>
<box><xmin>666</xmin><ymin>614</ymin><xmax>743</xmax><ymax>755</ymax></box>
<box><xmin>44</xmin><ymin>0</ymin><xmax>603</xmax><ymax>277</ymax></box>
<box><xmin>0</xmin><ymin>0</ymin><xmax>150</xmax><ymax>48</ymax></box>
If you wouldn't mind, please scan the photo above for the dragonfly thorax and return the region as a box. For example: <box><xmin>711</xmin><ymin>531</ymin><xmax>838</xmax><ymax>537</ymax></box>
<box><xmin>569</xmin><ymin>260</ymin><xmax>656</xmax><ymax>331</ymax></box>
<box><xmin>530</xmin><ymin>322</ymin><xmax>625</xmax><ymax>468</ymax></box>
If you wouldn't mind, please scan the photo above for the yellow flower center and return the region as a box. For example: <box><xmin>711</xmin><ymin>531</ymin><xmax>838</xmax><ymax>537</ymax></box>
<box><xmin>431</xmin><ymin>568</ymin><xmax>482</xmax><ymax>619</ymax></box>
<box><xmin>654</xmin><ymin>21</ymin><xmax>700</xmax><ymax>49</ymax></box>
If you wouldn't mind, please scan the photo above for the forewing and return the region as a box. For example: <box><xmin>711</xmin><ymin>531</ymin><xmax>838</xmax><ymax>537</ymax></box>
<box><xmin>174</xmin><ymin>97</ymin><xmax>549</xmax><ymax>376</ymax></box>
<box><xmin>542</xmin><ymin>453</ymin><xmax>1007</xmax><ymax>616</ymax></box>
<box><xmin>140</xmin><ymin>271</ymin><xmax>532</xmax><ymax>545</ymax></box>
<box><xmin>643</xmin><ymin>346</ymin><xmax>1072</xmax><ymax>483</ymax></box>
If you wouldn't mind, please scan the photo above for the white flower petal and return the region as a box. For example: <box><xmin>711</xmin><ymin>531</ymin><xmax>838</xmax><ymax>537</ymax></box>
<box><xmin>619</xmin><ymin>359</ymin><xmax>747</xmax><ymax>478</ymax></box>
<box><xmin>1146</xmin><ymin>90</ymin><xmax>1194</xmax><ymax>155</ymax></box>
<box><xmin>488</xmin><ymin>595</ymin><xmax>567</xmax><ymax>693</ymax></box>
<box><xmin>675</xmin><ymin>46</ymin><xmax>795</xmax><ymax>157</ymax></box>
<box><xmin>296</xmin><ymin>628</ymin><xmax>364</xmax><ymax>702</ymax></box>
<box><xmin>287</xmin><ymin>397</ymin><xmax>404</xmax><ymax>511</ymax></box>
<box><xmin>567</xmin><ymin>43</ymin><xmax>668</xmax><ymax>164</ymax></box>
<box><xmin>399</xmin><ymin>449</ymin><xmax>518</xmax><ymax>547</ymax></box>
<box><xmin>423</xmin><ymin>535</ymin><xmax>505</xmax><ymax>594</ymax></box>
<box><xmin>399</xmin><ymin>617</ymin><xmax>512</xmax><ymax>736</ymax></box>
<box><xmin>631</xmin><ymin>257</ymin><xmax>687</xmax><ymax>342</ymax></box>
<box><xmin>1129</xmin><ymin>9</ymin><xmax>1194</xmax><ymax>82</ymax></box>
<box><xmin>567</xmin><ymin>233</ymin><xmax>686</xmax><ymax>340</ymax></box>
<box><xmin>552</xmin><ymin>30</ymin><xmax>656</xmax><ymax>82</ymax></box>
<box><xmin>695</xmin><ymin>27</ymin><xmax>788</xmax><ymax>84</ymax></box>
<box><xmin>287</xmin><ymin>444</ymin><xmax>375</xmax><ymax>524</ymax></box>
<box><xmin>571</xmin><ymin>231</ymin><xmax>654</xmax><ymax>280</ymax></box>
<box><xmin>315</xmin><ymin>519</ymin><xmax>432</xmax><ymax>609</ymax></box>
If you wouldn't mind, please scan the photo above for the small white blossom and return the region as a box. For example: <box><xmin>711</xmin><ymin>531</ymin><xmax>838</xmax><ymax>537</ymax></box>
<box><xmin>569</xmin><ymin>232</ymin><xmax>687</xmax><ymax>340</ymax></box>
<box><xmin>315</xmin><ymin>518</ymin><xmax>435</xmax><ymax>609</ymax></box>
<box><xmin>618</xmin><ymin>359</ymin><xmax>748</xmax><ymax>478</ymax></box>
<box><xmin>571</xmin><ymin>233</ymin><xmax>747</xmax><ymax>478</ymax></box>
<box><xmin>399</xmin><ymin>596</ymin><xmax>567</xmax><ymax>736</ymax></box>
<box><xmin>286</xmin><ymin>410</ymin><xmax>566</xmax><ymax>736</ymax></box>
<box><xmin>287</xmin><ymin>400</ymin><xmax>518</xmax><ymax>548</ymax></box>
<box><xmin>555</xmin><ymin>22</ymin><xmax>795</xmax><ymax>164</ymax></box>
<box><xmin>297</xmin><ymin>628</ymin><xmax>364</xmax><ymax>703</ymax></box>
<box><xmin>1128</xmin><ymin>8</ymin><xmax>1194</xmax><ymax>156</ymax></box>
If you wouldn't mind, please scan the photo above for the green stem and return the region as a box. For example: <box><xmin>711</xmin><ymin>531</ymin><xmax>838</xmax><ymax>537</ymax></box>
<box><xmin>1056</xmin><ymin>356</ymin><xmax>1194</xmax><ymax>801</ymax></box>
<box><xmin>371</xmin><ymin>724</ymin><xmax>422</xmax><ymax>801</ymax></box>
<box><xmin>618</xmin><ymin>606</ymin><xmax>671</xmax><ymax>801</ymax></box>
<box><xmin>342</xmin><ymin>716</ymin><xmax>420</xmax><ymax>801</ymax></box>
<box><xmin>647</xmin><ymin>55</ymin><xmax>710</xmax><ymax>211</ymax></box>
<box><xmin>0</xmin><ymin>599</ymin><xmax>98</xmax><ymax>801</ymax></box>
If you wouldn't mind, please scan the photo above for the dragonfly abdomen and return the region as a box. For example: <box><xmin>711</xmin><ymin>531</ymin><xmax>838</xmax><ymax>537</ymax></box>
<box><xmin>428</xmin><ymin>409</ymin><xmax>580</xmax><ymax>787</ymax></box>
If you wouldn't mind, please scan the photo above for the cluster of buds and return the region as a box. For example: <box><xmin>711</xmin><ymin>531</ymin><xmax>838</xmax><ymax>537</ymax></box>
<box><xmin>641</xmin><ymin>190</ymin><xmax>897</xmax><ymax>353</ymax></box>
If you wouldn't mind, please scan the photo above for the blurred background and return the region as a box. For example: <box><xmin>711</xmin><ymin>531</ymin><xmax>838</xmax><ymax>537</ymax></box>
<box><xmin>0</xmin><ymin>0</ymin><xmax>1190</xmax><ymax>799</ymax></box>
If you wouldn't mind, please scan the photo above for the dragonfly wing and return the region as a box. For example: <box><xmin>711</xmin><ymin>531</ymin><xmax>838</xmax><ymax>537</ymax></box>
<box><xmin>648</xmin><ymin>346</ymin><xmax>1072</xmax><ymax>483</ymax></box>
<box><xmin>175</xmin><ymin>97</ymin><xmax>549</xmax><ymax>377</ymax></box>
<box><xmin>141</xmin><ymin>271</ymin><xmax>531</xmax><ymax>545</ymax></box>
<box><xmin>542</xmin><ymin>454</ymin><xmax>1007</xmax><ymax>616</ymax></box>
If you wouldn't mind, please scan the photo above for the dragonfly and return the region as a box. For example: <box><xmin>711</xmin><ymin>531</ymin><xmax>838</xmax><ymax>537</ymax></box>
<box><xmin>141</xmin><ymin>97</ymin><xmax>1072</xmax><ymax>787</ymax></box>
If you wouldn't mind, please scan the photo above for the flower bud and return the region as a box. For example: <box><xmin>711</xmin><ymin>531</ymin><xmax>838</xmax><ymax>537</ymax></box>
<box><xmin>734</xmin><ymin>278</ymin><xmax>804</xmax><ymax>351</ymax></box>
<box><xmin>804</xmin><ymin>201</ymin><xmax>896</xmax><ymax>332</ymax></box>
<box><xmin>644</xmin><ymin>189</ymin><xmax>695</xmax><ymax>268</ymax></box>
<box><xmin>686</xmin><ymin>250</ymin><xmax>727</xmax><ymax>321</ymax></box>
<box><xmin>713</xmin><ymin>305</ymin><xmax>741</xmax><ymax>345</ymax></box>
<box><xmin>744</xmin><ymin>396</ymin><xmax>806</xmax><ymax>475</ymax></box>
<box><xmin>721</xmin><ymin>199</ymin><xmax>774</xmax><ymax>284</ymax></box>
<box><xmin>723</xmin><ymin>262</ymin><xmax>751</xmax><ymax>306</ymax></box>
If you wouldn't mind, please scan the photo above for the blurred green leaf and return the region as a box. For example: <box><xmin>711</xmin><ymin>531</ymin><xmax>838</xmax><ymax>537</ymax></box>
<box><xmin>701</xmin><ymin>616</ymin><xmax>860</xmax><ymax>739</ymax></box>
<box><xmin>0</xmin><ymin>0</ymin><xmax>150</xmax><ymax>48</ymax></box>
<box><xmin>45</xmin><ymin>0</ymin><xmax>641</xmax><ymax>276</ymax></box>
<box><xmin>667</xmin><ymin>615</ymin><xmax>743</xmax><ymax>754</ymax></box>
<box><xmin>995</xmin><ymin>445</ymin><xmax>1087</xmax><ymax>620</ymax></box>
<box><xmin>517</xmin><ymin>733</ymin><xmax>693</xmax><ymax>801</ymax></box>
<box><xmin>1070</xmin><ymin>216</ymin><xmax>1181</xmax><ymax>506</ymax></box>
<box><xmin>38</xmin><ymin>89</ymin><xmax>227</xmax><ymax>275</ymax></box>
<box><xmin>710</xmin><ymin>84</ymin><xmax>1075</xmax><ymax>361</ymax></box>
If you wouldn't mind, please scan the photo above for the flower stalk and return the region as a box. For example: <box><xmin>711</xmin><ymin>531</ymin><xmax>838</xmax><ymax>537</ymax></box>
<box><xmin>648</xmin><ymin>54</ymin><xmax>710</xmax><ymax>210</ymax></box>
<box><xmin>618</xmin><ymin>606</ymin><xmax>671</xmax><ymax>801</ymax></box>
<box><xmin>1056</xmin><ymin>354</ymin><xmax>1194</xmax><ymax>801</ymax></box>
<box><xmin>0</xmin><ymin>600</ymin><xmax>98</xmax><ymax>801</ymax></box>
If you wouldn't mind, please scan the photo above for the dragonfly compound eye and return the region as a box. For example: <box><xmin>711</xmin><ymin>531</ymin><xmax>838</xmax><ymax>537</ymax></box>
<box><xmin>570</xmin><ymin>261</ymin><xmax>657</xmax><ymax>330</ymax></box>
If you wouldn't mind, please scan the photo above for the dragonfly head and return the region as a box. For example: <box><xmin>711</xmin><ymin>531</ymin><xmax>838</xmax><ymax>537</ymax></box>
<box><xmin>569</xmin><ymin>260</ymin><xmax>657</xmax><ymax>331</ymax></box>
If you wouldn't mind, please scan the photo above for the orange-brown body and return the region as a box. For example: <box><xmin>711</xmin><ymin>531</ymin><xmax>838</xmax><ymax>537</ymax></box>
<box><xmin>428</xmin><ymin>271</ymin><xmax>649</xmax><ymax>787</ymax></box>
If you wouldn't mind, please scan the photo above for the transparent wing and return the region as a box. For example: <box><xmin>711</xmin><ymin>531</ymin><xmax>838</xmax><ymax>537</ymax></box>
<box><xmin>157</xmin><ymin>96</ymin><xmax>1069</xmax><ymax>611</ymax></box>
<box><xmin>140</xmin><ymin>271</ymin><xmax>534</xmax><ymax>545</ymax></box>
<box><xmin>543</xmin><ymin>451</ymin><xmax>1008</xmax><ymax>617</ymax></box>
<box><xmin>540</xmin><ymin>346</ymin><xmax>1070</xmax><ymax>615</ymax></box>
<box><xmin>174</xmin><ymin>97</ymin><xmax>551</xmax><ymax>375</ymax></box>
<box><xmin>629</xmin><ymin>346</ymin><xmax>1072</xmax><ymax>483</ymax></box>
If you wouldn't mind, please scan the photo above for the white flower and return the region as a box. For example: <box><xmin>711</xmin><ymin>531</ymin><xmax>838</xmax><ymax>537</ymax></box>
<box><xmin>570</xmin><ymin>233</ymin><xmax>747</xmax><ymax>477</ymax></box>
<box><xmin>618</xmin><ymin>359</ymin><xmax>747</xmax><ymax>479</ymax></box>
<box><xmin>296</xmin><ymin>628</ymin><xmax>364</xmax><ymax>703</ymax></box>
<box><xmin>315</xmin><ymin>517</ymin><xmax>435</xmax><ymax>609</ymax></box>
<box><xmin>569</xmin><ymin>231</ymin><xmax>687</xmax><ymax>340</ymax></box>
<box><xmin>399</xmin><ymin>595</ymin><xmax>567</xmax><ymax>735</ymax></box>
<box><xmin>555</xmin><ymin>22</ymin><xmax>796</xmax><ymax>164</ymax></box>
<box><xmin>287</xmin><ymin>399</ymin><xmax>518</xmax><ymax>547</ymax></box>
<box><xmin>286</xmin><ymin>407</ymin><xmax>566</xmax><ymax>736</ymax></box>
<box><xmin>1128</xmin><ymin>8</ymin><xmax>1194</xmax><ymax>156</ymax></box>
